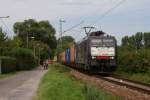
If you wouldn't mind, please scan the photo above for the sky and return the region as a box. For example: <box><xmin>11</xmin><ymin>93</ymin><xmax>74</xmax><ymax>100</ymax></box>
<box><xmin>0</xmin><ymin>0</ymin><xmax>150</xmax><ymax>44</ymax></box>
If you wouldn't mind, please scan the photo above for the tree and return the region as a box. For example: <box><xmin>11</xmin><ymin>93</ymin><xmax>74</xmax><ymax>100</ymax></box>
<box><xmin>144</xmin><ymin>32</ymin><xmax>150</xmax><ymax>48</ymax></box>
<box><xmin>57</xmin><ymin>36</ymin><xmax>75</xmax><ymax>53</ymax></box>
<box><xmin>13</xmin><ymin>19</ymin><xmax>57</xmax><ymax>49</ymax></box>
<box><xmin>122</xmin><ymin>32</ymin><xmax>143</xmax><ymax>49</ymax></box>
<box><xmin>13</xmin><ymin>36</ymin><xmax>22</xmax><ymax>47</ymax></box>
<box><xmin>128</xmin><ymin>36</ymin><xmax>135</xmax><ymax>46</ymax></box>
<box><xmin>0</xmin><ymin>27</ymin><xmax>7</xmax><ymax>45</ymax></box>
<box><xmin>122</xmin><ymin>36</ymin><xmax>129</xmax><ymax>46</ymax></box>
<box><xmin>135</xmin><ymin>32</ymin><xmax>143</xmax><ymax>49</ymax></box>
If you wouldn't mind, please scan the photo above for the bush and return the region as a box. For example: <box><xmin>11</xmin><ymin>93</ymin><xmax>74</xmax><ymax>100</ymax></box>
<box><xmin>11</xmin><ymin>48</ymin><xmax>38</xmax><ymax>70</ymax></box>
<box><xmin>0</xmin><ymin>47</ymin><xmax>13</xmax><ymax>56</ymax></box>
<box><xmin>0</xmin><ymin>56</ymin><xmax>16</xmax><ymax>74</ymax></box>
<box><xmin>40</xmin><ymin>50</ymin><xmax>50</xmax><ymax>61</ymax></box>
<box><xmin>118</xmin><ymin>46</ymin><xmax>150</xmax><ymax>73</ymax></box>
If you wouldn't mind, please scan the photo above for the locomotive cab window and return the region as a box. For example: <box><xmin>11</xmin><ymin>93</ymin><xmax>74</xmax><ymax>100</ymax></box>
<box><xmin>91</xmin><ymin>39</ymin><xmax>115</xmax><ymax>47</ymax></box>
<box><xmin>90</xmin><ymin>38</ymin><xmax>116</xmax><ymax>57</ymax></box>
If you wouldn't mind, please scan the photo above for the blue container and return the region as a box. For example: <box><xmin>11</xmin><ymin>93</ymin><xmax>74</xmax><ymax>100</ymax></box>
<box><xmin>65</xmin><ymin>48</ymin><xmax>70</xmax><ymax>64</ymax></box>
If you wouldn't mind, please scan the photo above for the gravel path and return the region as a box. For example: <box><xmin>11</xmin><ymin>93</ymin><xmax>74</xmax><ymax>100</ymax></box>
<box><xmin>0</xmin><ymin>67</ymin><xmax>47</xmax><ymax>100</ymax></box>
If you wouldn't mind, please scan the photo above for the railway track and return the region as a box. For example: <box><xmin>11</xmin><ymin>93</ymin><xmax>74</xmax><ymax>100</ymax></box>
<box><xmin>66</xmin><ymin>65</ymin><xmax>150</xmax><ymax>95</ymax></box>
<box><xmin>97</xmin><ymin>74</ymin><xmax>150</xmax><ymax>95</ymax></box>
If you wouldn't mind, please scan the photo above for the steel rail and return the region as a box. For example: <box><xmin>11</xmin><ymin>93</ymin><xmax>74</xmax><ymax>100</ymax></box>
<box><xmin>61</xmin><ymin>64</ymin><xmax>150</xmax><ymax>95</ymax></box>
<box><xmin>110</xmin><ymin>74</ymin><xmax>150</xmax><ymax>87</ymax></box>
<box><xmin>96</xmin><ymin>75</ymin><xmax>150</xmax><ymax>95</ymax></box>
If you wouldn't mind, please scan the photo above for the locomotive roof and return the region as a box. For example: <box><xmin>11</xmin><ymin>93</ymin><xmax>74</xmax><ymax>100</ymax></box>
<box><xmin>89</xmin><ymin>31</ymin><xmax>105</xmax><ymax>36</ymax></box>
<box><xmin>76</xmin><ymin>31</ymin><xmax>115</xmax><ymax>45</ymax></box>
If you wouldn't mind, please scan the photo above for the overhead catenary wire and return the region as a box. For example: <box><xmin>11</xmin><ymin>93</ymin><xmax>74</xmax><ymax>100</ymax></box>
<box><xmin>61</xmin><ymin>0</ymin><xmax>126</xmax><ymax>36</ymax></box>
<box><xmin>92</xmin><ymin>0</ymin><xmax>126</xmax><ymax>27</ymax></box>
<box><xmin>0</xmin><ymin>19</ymin><xmax>13</xmax><ymax>35</ymax></box>
<box><xmin>72</xmin><ymin>0</ymin><xmax>126</xmax><ymax>35</ymax></box>
<box><xmin>63</xmin><ymin>21</ymin><xmax>84</xmax><ymax>34</ymax></box>
<box><xmin>59</xmin><ymin>0</ymin><xmax>126</xmax><ymax>40</ymax></box>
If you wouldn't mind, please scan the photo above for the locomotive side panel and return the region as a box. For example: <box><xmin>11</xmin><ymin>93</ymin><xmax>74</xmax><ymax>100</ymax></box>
<box><xmin>75</xmin><ymin>40</ymin><xmax>88</xmax><ymax>69</ymax></box>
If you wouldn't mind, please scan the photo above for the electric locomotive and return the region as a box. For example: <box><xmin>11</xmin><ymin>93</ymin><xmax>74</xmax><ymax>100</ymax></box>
<box><xmin>57</xmin><ymin>31</ymin><xmax>117</xmax><ymax>74</ymax></box>
<box><xmin>75</xmin><ymin>31</ymin><xmax>117</xmax><ymax>73</ymax></box>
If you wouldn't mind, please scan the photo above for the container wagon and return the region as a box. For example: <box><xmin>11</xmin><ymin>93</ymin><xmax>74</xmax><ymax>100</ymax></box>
<box><xmin>58</xmin><ymin>31</ymin><xmax>117</xmax><ymax>73</ymax></box>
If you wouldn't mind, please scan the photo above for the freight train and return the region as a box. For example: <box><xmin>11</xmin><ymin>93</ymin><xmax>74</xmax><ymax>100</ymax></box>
<box><xmin>57</xmin><ymin>31</ymin><xmax>117</xmax><ymax>73</ymax></box>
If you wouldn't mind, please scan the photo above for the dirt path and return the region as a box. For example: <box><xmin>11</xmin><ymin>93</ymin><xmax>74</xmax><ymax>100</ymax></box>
<box><xmin>0</xmin><ymin>67</ymin><xmax>47</xmax><ymax>100</ymax></box>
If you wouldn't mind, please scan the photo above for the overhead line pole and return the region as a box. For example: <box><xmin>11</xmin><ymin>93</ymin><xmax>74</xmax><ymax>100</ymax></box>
<box><xmin>59</xmin><ymin>19</ymin><xmax>65</xmax><ymax>53</ymax></box>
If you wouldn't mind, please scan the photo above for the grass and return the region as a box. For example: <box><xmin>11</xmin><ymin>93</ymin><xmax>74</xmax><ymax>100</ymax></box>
<box><xmin>129</xmin><ymin>73</ymin><xmax>150</xmax><ymax>83</ymax></box>
<box><xmin>82</xmin><ymin>84</ymin><xmax>121</xmax><ymax>100</ymax></box>
<box><xmin>35</xmin><ymin>64</ymin><xmax>121</xmax><ymax>100</ymax></box>
<box><xmin>0</xmin><ymin>72</ymin><xmax>18</xmax><ymax>79</ymax></box>
<box><xmin>115</xmin><ymin>68</ymin><xmax>150</xmax><ymax>84</ymax></box>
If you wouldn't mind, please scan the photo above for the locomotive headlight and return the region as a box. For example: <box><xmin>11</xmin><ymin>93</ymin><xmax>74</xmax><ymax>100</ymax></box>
<box><xmin>92</xmin><ymin>56</ymin><xmax>96</xmax><ymax>59</ymax></box>
<box><xmin>111</xmin><ymin>57</ymin><xmax>114</xmax><ymax>59</ymax></box>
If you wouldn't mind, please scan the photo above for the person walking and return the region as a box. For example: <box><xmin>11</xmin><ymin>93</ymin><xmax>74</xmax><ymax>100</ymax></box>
<box><xmin>43</xmin><ymin>60</ymin><xmax>46</xmax><ymax>70</ymax></box>
<box><xmin>40</xmin><ymin>60</ymin><xmax>45</xmax><ymax>70</ymax></box>
<box><xmin>45</xmin><ymin>59</ymin><xmax>49</xmax><ymax>69</ymax></box>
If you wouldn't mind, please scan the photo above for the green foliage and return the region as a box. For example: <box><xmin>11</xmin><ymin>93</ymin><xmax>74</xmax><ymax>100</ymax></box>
<box><xmin>0</xmin><ymin>27</ymin><xmax>7</xmax><ymax>46</ymax></box>
<box><xmin>11</xmin><ymin>48</ymin><xmax>37</xmax><ymax>70</ymax></box>
<box><xmin>144</xmin><ymin>32</ymin><xmax>150</xmax><ymax>48</ymax></box>
<box><xmin>129</xmin><ymin>73</ymin><xmax>150</xmax><ymax>83</ymax></box>
<box><xmin>35</xmin><ymin>64</ymin><xmax>84</xmax><ymax>100</ymax></box>
<box><xmin>135</xmin><ymin>32</ymin><xmax>143</xmax><ymax>48</ymax></box>
<box><xmin>121</xmin><ymin>36</ymin><xmax>129</xmax><ymax>46</ymax></box>
<box><xmin>122</xmin><ymin>32</ymin><xmax>150</xmax><ymax>48</ymax></box>
<box><xmin>0</xmin><ymin>56</ymin><xmax>16</xmax><ymax>74</ymax></box>
<box><xmin>82</xmin><ymin>84</ymin><xmax>120</xmax><ymax>100</ymax></box>
<box><xmin>49</xmin><ymin>49</ymin><xmax>56</xmax><ymax>59</ymax></box>
<box><xmin>120</xmin><ymin>32</ymin><xmax>150</xmax><ymax>74</ymax></box>
<box><xmin>13</xmin><ymin>19</ymin><xmax>57</xmax><ymax>49</ymax></box>
<box><xmin>13</xmin><ymin>36</ymin><xmax>22</xmax><ymax>47</ymax></box>
<box><xmin>35</xmin><ymin>64</ymin><xmax>120</xmax><ymax>100</ymax></box>
<box><xmin>118</xmin><ymin>46</ymin><xmax>150</xmax><ymax>73</ymax></box>
<box><xmin>57</xmin><ymin>36</ymin><xmax>75</xmax><ymax>53</ymax></box>
<box><xmin>0</xmin><ymin>19</ymin><xmax>57</xmax><ymax>73</ymax></box>
<box><xmin>0</xmin><ymin>36</ymin><xmax>23</xmax><ymax>56</ymax></box>
<box><xmin>40</xmin><ymin>50</ymin><xmax>50</xmax><ymax>61</ymax></box>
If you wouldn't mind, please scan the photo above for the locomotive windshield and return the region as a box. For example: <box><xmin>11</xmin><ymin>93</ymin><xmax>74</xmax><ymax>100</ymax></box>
<box><xmin>91</xmin><ymin>38</ymin><xmax>116</xmax><ymax>56</ymax></box>
<box><xmin>91</xmin><ymin>39</ymin><xmax>115</xmax><ymax>47</ymax></box>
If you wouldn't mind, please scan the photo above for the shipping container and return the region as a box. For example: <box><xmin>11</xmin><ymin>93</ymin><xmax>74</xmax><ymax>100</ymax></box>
<box><xmin>62</xmin><ymin>52</ymin><xmax>66</xmax><ymax>63</ymax></box>
<box><xmin>70</xmin><ymin>44</ymin><xmax>75</xmax><ymax>65</ymax></box>
<box><xmin>59</xmin><ymin>51</ymin><xmax>66</xmax><ymax>64</ymax></box>
<box><xmin>65</xmin><ymin>48</ymin><xmax>70</xmax><ymax>64</ymax></box>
